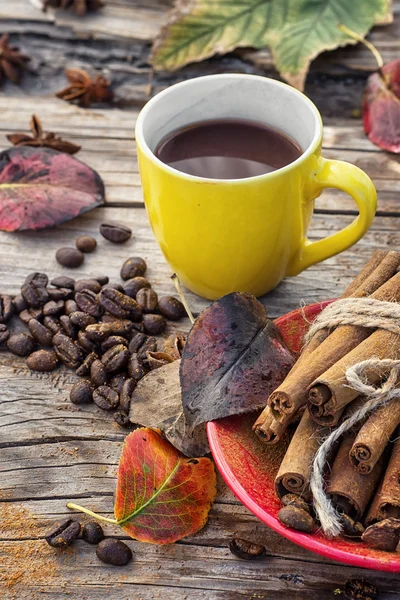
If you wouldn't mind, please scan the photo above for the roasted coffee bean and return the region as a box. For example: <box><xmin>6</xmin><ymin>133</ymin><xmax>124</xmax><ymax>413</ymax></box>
<box><xmin>43</xmin><ymin>299</ymin><xmax>64</xmax><ymax>317</ymax></box>
<box><xmin>65</xmin><ymin>299</ymin><xmax>78</xmax><ymax>315</ymax></box>
<box><xmin>85</xmin><ymin>323</ymin><xmax>112</xmax><ymax>343</ymax></box>
<box><xmin>51</xmin><ymin>276</ymin><xmax>75</xmax><ymax>290</ymax></box>
<box><xmin>163</xmin><ymin>333</ymin><xmax>186</xmax><ymax>360</ymax></box>
<box><xmin>158</xmin><ymin>296</ymin><xmax>186</xmax><ymax>321</ymax></box>
<box><xmin>143</xmin><ymin>314</ymin><xmax>166</xmax><ymax>336</ymax></box>
<box><xmin>7</xmin><ymin>333</ymin><xmax>36</xmax><ymax>356</ymax></box>
<box><xmin>0</xmin><ymin>324</ymin><xmax>10</xmax><ymax>345</ymax></box>
<box><xmin>123</xmin><ymin>277</ymin><xmax>151</xmax><ymax>298</ymax></box>
<box><xmin>96</xmin><ymin>275</ymin><xmax>109</xmax><ymax>286</ymax></box>
<box><xmin>96</xmin><ymin>538</ymin><xmax>133</xmax><ymax>566</ymax></box>
<box><xmin>78</xmin><ymin>330</ymin><xmax>97</xmax><ymax>353</ymax></box>
<box><xmin>44</xmin><ymin>316</ymin><xmax>63</xmax><ymax>335</ymax></box>
<box><xmin>28</xmin><ymin>319</ymin><xmax>54</xmax><ymax>347</ymax></box>
<box><xmin>120</xmin><ymin>378</ymin><xmax>136</xmax><ymax>413</ymax></box>
<box><xmin>76</xmin><ymin>235</ymin><xmax>97</xmax><ymax>253</ymax></box>
<box><xmin>12</xmin><ymin>294</ymin><xmax>27</xmax><ymax>313</ymax></box>
<box><xmin>100</xmin><ymin>222</ymin><xmax>132</xmax><ymax>244</ymax></box>
<box><xmin>101</xmin><ymin>336</ymin><xmax>127</xmax><ymax>352</ymax></box>
<box><xmin>130</xmin><ymin>321</ymin><xmax>145</xmax><ymax>333</ymax></box>
<box><xmin>21</xmin><ymin>274</ymin><xmax>49</xmax><ymax>308</ymax></box>
<box><xmin>136</xmin><ymin>288</ymin><xmax>158</xmax><ymax>313</ymax></box>
<box><xmin>277</xmin><ymin>506</ymin><xmax>315</xmax><ymax>533</ymax></box>
<box><xmin>102</xmin><ymin>283</ymin><xmax>124</xmax><ymax>293</ymax></box>
<box><xmin>228</xmin><ymin>538</ymin><xmax>267</xmax><ymax>560</ymax></box>
<box><xmin>45</xmin><ymin>519</ymin><xmax>81</xmax><ymax>548</ymax></box>
<box><xmin>99</xmin><ymin>288</ymin><xmax>141</xmax><ymax>321</ymax></box>
<box><xmin>102</xmin><ymin>344</ymin><xmax>130</xmax><ymax>374</ymax></box>
<box><xmin>75</xmin><ymin>290</ymin><xmax>102</xmax><ymax>318</ymax></box>
<box><xmin>344</xmin><ymin>579</ymin><xmax>378</xmax><ymax>600</ymax></box>
<box><xmin>340</xmin><ymin>514</ymin><xmax>365</xmax><ymax>539</ymax></box>
<box><xmin>27</xmin><ymin>349</ymin><xmax>59</xmax><ymax>372</ymax></box>
<box><xmin>69</xmin><ymin>311</ymin><xmax>96</xmax><ymax>329</ymax></box>
<box><xmin>146</xmin><ymin>351</ymin><xmax>174</xmax><ymax>371</ymax></box>
<box><xmin>82</xmin><ymin>522</ymin><xmax>104</xmax><ymax>545</ymax></box>
<box><xmin>137</xmin><ymin>336</ymin><xmax>157</xmax><ymax>362</ymax></box>
<box><xmin>106</xmin><ymin>320</ymin><xmax>133</xmax><ymax>337</ymax></box>
<box><xmin>70</xmin><ymin>379</ymin><xmax>93</xmax><ymax>404</ymax></box>
<box><xmin>53</xmin><ymin>333</ymin><xmax>83</xmax><ymax>369</ymax></box>
<box><xmin>19</xmin><ymin>306</ymin><xmax>44</xmax><ymax>324</ymax></box>
<box><xmin>60</xmin><ymin>315</ymin><xmax>78</xmax><ymax>339</ymax></box>
<box><xmin>0</xmin><ymin>295</ymin><xmax>14</xmax><ymax>323</ymax></box>
<box><xmin>74</xmin><ymin>279</ymin><xmax>102</xmax><ymax>294</ymax></box>
<box><xmin>281</xmin><ymin>494</ymin><xmax>311</xmax><ymax>514</ymax></box>
<box><xmin>120</xmin><ymin>257</ymin><xmax>146</xmax><ymax>280</ymax></box>
<box><xmin>110</xmin><ymin>373</ymin><xmax>127</xmax><ymax>395</ymax></box>
<box><xmin>56</xmin><ymin>247</ymin><xmax>84</xmax><ymax>268</ymax></box>
<box><xmin>128</xmin><ymin>353</ymin><xmax>146</xmax><ymax>381</ymax></box>
<box><xmin>76</xmin><ymin>352</ymin><xmax>97</xmax><ymax>377</ymax></box>
<box><xmin>25</xmin><ymin>272</ymin><xmax>49</xmax><ymax>287</ymax></box>
<box><xmin>114</xmin><ymin>411</ymin><xmax>132</xmax><ymax>428</ymax></box>
<box><xmin>128</xmin><ymin>332</ymin><xmax>147</xmax><ymax>354</ymax></box>
<box><xmin>93</xmin><ymin>385</ymin><xmax>119</xmax><ymax>410</ymax></box>
<box><xmin>90</xmin><ymin>359</ymin><xmax>108</xmax><ymax>387</ymax></box>
<box><xmin>47</xmin><ymin>287</ymin><xmax>73</xmax><ymax>301</ymax></box>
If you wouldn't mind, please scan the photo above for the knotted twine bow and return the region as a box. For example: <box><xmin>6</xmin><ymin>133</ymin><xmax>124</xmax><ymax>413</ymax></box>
<box><xmin>304</xmin><ymin>298</ymin><xmax>400</xmax><ymax>538</ymax></box>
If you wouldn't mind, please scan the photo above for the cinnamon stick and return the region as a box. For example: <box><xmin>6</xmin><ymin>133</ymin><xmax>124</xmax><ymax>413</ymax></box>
<box><xmin>254</xmin><ymin>254</ymin><xmax>400</xmax><ymax>439</ymax></box>
<box><xmin>366</xmin><ymin>436</ymin><xmax>400</xmax><ymax>525</ymax></box>
<box><xmin>327</xmin><ymin>433</ymin><xmax>387</xmax><ymax>520</ymax></box>
<box><xmin>308</xmin><ymin>275</ymin><xmax>400</xmax><ymax>425</ymax></box>
<box><xmin>275</xmin><ymin>410</ymin><xmax>329</xmax><ymax>500</ymax></box>
<box><xmin>350</xmin><ymin>399</ymin><xmax>400</xmax><ymax>474</ymax></box>
<box><xmin>254</xmin><ymin>404</ymin><xmax>301</xmax><ymax>444</ymax></box>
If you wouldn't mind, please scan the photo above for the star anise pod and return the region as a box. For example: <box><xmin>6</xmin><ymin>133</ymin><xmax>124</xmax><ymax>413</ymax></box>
<box><xmin>7</xmin><ymin>115</ymin><xmax>81</xmax><ymax>155</ymax></box>
<box><xmin>56</xmin><ymin>68</ymin><xmax>113</xmax><ymax>108</ymax></box>
<box><xmin>0</xmin><ymin>34</ymin><xmax>30</xmax><ymax>86</ymax></box>
<box><xmin>42</xmin><ymin>0</ymin><xmax>104</xmax><ymax>16</ymax></box>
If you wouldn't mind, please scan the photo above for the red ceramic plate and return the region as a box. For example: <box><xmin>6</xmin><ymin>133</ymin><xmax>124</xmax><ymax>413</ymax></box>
<box><xmin>207</xmin><ymin>301</ymin><xmax>400</xmax><ymax>572</ymax></box>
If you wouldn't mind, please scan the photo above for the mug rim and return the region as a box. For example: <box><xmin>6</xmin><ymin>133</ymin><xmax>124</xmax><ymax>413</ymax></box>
<box><xmin>135</xmin><ymin>74</ymin><xmax>323</xmax><ymax>184</ymax></box>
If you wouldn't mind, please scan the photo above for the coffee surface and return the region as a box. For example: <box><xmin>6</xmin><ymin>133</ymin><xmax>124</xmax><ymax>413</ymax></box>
<box><xmin>155</xmin><ymin>119</ymin><xmax>302</xmax><ymax>179</ymax></box>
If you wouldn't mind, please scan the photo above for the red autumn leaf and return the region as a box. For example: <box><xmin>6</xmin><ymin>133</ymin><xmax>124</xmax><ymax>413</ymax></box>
<box><xmin>0</xmin><ymin>146</ymin><xmax>104</xmax><ymax>231</ymax></box>
<box><xmin>362</xmin><ymin>59</ymin><xmax>400</xmax><ymax>153</ymax></box>
<box><xmin>114</xmin><ymin>427</ymin><xmax>216</xmax><ymax>544</ymax></box>
<box><xmin>180</xmin><ymin>292</ymin><xmax>295</xmax><ymax>429</ymax></box>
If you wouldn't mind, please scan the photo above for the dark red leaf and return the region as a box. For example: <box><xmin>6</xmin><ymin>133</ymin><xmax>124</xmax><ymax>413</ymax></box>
<box><xmin>362</xmin><ymin>59</ymin><xmax>400</xmax><ymax>153</ymax></box>
<box><xmin>0</xmin><ymin>146</ymin><xmax>104</xmax><ymax>231</ymax></box>
<box><xmin>180</xmin><ymin>292</ymin><xmax>295</xmax><ymax>428</ymax></box>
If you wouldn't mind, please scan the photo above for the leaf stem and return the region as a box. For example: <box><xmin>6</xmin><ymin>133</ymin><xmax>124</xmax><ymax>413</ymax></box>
<box><xmin>66</xmin><ymin>502</ymin><xmax>118</xmax><ymax>524</ymax></box>
<box><xmin>338</xmin><ymin>24</ymin><xmax>383</xmax><ymax>69</ymax></box>
<box><xmin>171</xmin><ymin>273</ymin><xmax>195</xmax><ymax>324</ymax></box>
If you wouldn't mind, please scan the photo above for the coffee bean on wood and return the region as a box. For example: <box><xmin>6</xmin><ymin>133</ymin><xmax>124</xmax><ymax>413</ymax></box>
<box><xmin>74</xmin><ymin>279</ymin><xmax>101</xmax><ymax>294</ymax></box>
<box><xmin>100</xmin><ymin>223</ymin><xmax>132</xmax><ymax>244</ymax></box>
<box><xmin>21</xmin><ymin>274</ymin><xmax>49</xmax><ymax>307</ymax></box>
<box><xmin>110</xmin><ymin>373</ymin><xmax>127</xmax><ymax>395</ymax></box>
<box><xmin>90</xmin><ymin>359</ymin><xmax>108</xmax><ymax>387</ymax></box>
<box><xmin>12</xmin><ymin>294</ymin><xmax>27</xmax><ymax>313</ymax></box>
<box><xmin>47</xmin><ymin>287</ymin><xmax>73</xmax><ymax>301</ymax></box>
<box><xmin>143</xmin><ymin>314</ymin><xmax>166</xmax><ymax>336</ymax></box>
<box><xmin>101</xmin><ymin>344</ymin><xmax>130</xmax><ymax>374</ymax></box>
<box><xmin>76</xmin><ymin>352</ymin><xmax>97</xmax><ymax>377</ymax></box>
<box><xmin>45</xmin><ymin>519</ymin><xmax>81</xmax><ymax>548</ymax></box>
<box><xmin>98</xmin><ymin>288</ymin><xmax>141</xmax><ymax>321</ymax></box>
<box><xmin>27</xmin><ymin>349</ymin><xmax>59</xmax><ymax>371</ymax></box>
<box><xmin>96</xmin><ymin>538</ymin><xmax>133</xmax><ymax>566</ymax></box>
<box><xmin>82</xmin><ymin>522</ymin><xmax>104</xmax><ymax>545</ymax></box>
<box><xmin>114</xmin><ymin>411</ymin><xmax>132</xmax><ymax>428</ymax></box>
<box><xmin>75</xmin><ymin>290</ymin><xmax>102</xmax><ymax>318</ymax></box>
<box><xmin>70</xmin><ymin>379</ymin><xmax>93</xmax><ymax>404</ymax></box>
<box><xmin>128</xmin><ymin>332</ymin><xmax>147</xmax><ymax>354</ymax></box>
<box><xmin>43</xmin><ymin>300</ymin><xmax>65</xmax><ymax>317</ymax></box>
<box><xmin>53</xmin><ymin>333</ymin><xmax>83</xmax><ymax>369</ymax></box>
<box><xmin>120</xmin><ymin>378</ymin><xmax>136</xmax><ymax>413</ymax></box>
<box><xmin>128</xmin><ymin>353</ymin><xmax>146</xmax><ymax>381</ymax></box>
<box><xmin>69</xmin><ymin>311</ymin><xmax>96</xmax><ymax>329</ymax></box>
<box><xmin>60</xmin><ymin>315</ymin><xmax>78</xmax><ymax>339</ymax></box>
<box><xmin>56</xmin><ymin>247</ymin><xmax>84</xmax><ymax>268</ymax></box>
<box><xmin>137</xmin><ymin>337</ymin><xmax>157</xmax><ymax>362</ymax></box>
<box><xmin>76</xmin><ymin>236</ymin><xmax>97</xmax><ymax>253</ymax></box>
<box><xmin>43</xmin><ymin>316</ymin><xmax>63</xmax><ymax>335</ymax></box>
<box><xmin>96</xmin><ymin>275</ymin><xmax>109</xmax><ymax>286</ymax></box>
<box><xmin>51</xmin><ymin>276</ymin><xmax>75</xmax><ymax>290</ymax></box>
<box><xmin>136</xmin><ymin>288</ymin><xmax>158</xmax><ymax>313</ymax></box>
<box><xmin>158</xmin><ymin>296</ymin><xmax>186</xmax><ymax>321</ymax></box>
<box><xmin>120</xmin><ymin>257</ymin><xmax>147</xmax><ymax>280</ymax></box>
<box><xmin>93</xmin><ymin>385</ymin><xmax>119</xmax><ymax>410</ymax></box>
<box><xmin>64</xmin><ymin>299</ymin><xmax>78</xmax><ymax>315</ymax></box>
<box><xmin>123</xmin><ymin>277</ymin><xmax>151</xmax><ymax>298</ymax></box>
<box><xmin>7</xmin><ymin>333</ymin><xmax>36</xmax><ymax>356</ymax></box>
<box><xmin>28</xmin><ymin>319</ymin><xmax>54</xmax><ymax>347</ymax></box>
<box><xmin>101</xmin><ymin>336</ymin><xmax>128</xmax><ymax>352</ymax></box>
<box><xmin>78</xmin><ymin>330</ymin><xmax>97</xmax><ymax>353</ymax></box>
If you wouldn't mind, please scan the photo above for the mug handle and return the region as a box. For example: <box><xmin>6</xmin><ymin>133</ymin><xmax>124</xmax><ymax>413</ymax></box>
<box><xmin>286</xmin><ymin>157</ymin><xmax>377</xmax><ymax>276</ymax></box>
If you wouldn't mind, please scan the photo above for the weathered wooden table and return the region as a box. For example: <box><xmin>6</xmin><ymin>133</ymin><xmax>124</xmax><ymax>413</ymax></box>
<box><xmin>1</xmin><ymin>2</ymin><xmax>400</xmax><ymax>598</ymax></box>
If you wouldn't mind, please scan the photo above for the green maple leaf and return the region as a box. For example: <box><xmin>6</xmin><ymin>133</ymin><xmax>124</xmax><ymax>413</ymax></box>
<box><xmin>150</xmin><ymin>0</ymin><xmax>392</xmax><ymax>90</ymax></box>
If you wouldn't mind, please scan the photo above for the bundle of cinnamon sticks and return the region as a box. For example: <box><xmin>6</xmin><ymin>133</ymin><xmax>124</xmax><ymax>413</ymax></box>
<box><xmin>253</xmin><ymin>250</ymin><xmax>400</xmax><ymax>550</ymax></box>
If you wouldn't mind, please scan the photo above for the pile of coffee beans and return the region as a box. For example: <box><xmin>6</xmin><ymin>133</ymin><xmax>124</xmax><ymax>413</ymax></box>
<box><xmin>0</xmin><ymin>256</ymin><xmax>187</xmax><ymax>427</ymax></box>
<box><xmin>45</xmin><ymin>518</ymin><xmax>133</xmax><ymax>566</ymax></box>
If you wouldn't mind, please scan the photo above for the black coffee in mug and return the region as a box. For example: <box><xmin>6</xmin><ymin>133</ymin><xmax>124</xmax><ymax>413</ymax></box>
<box><xmin>154</xmin><ymin>119</ymin><xmax>302</xmax><ymax>180</ymax></box>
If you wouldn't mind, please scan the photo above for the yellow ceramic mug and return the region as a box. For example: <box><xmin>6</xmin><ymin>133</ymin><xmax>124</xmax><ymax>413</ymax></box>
<box><xmin>136</xmin><ymin>74</ymin><xmax>376</xmax><ymax>300</ymax></box>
